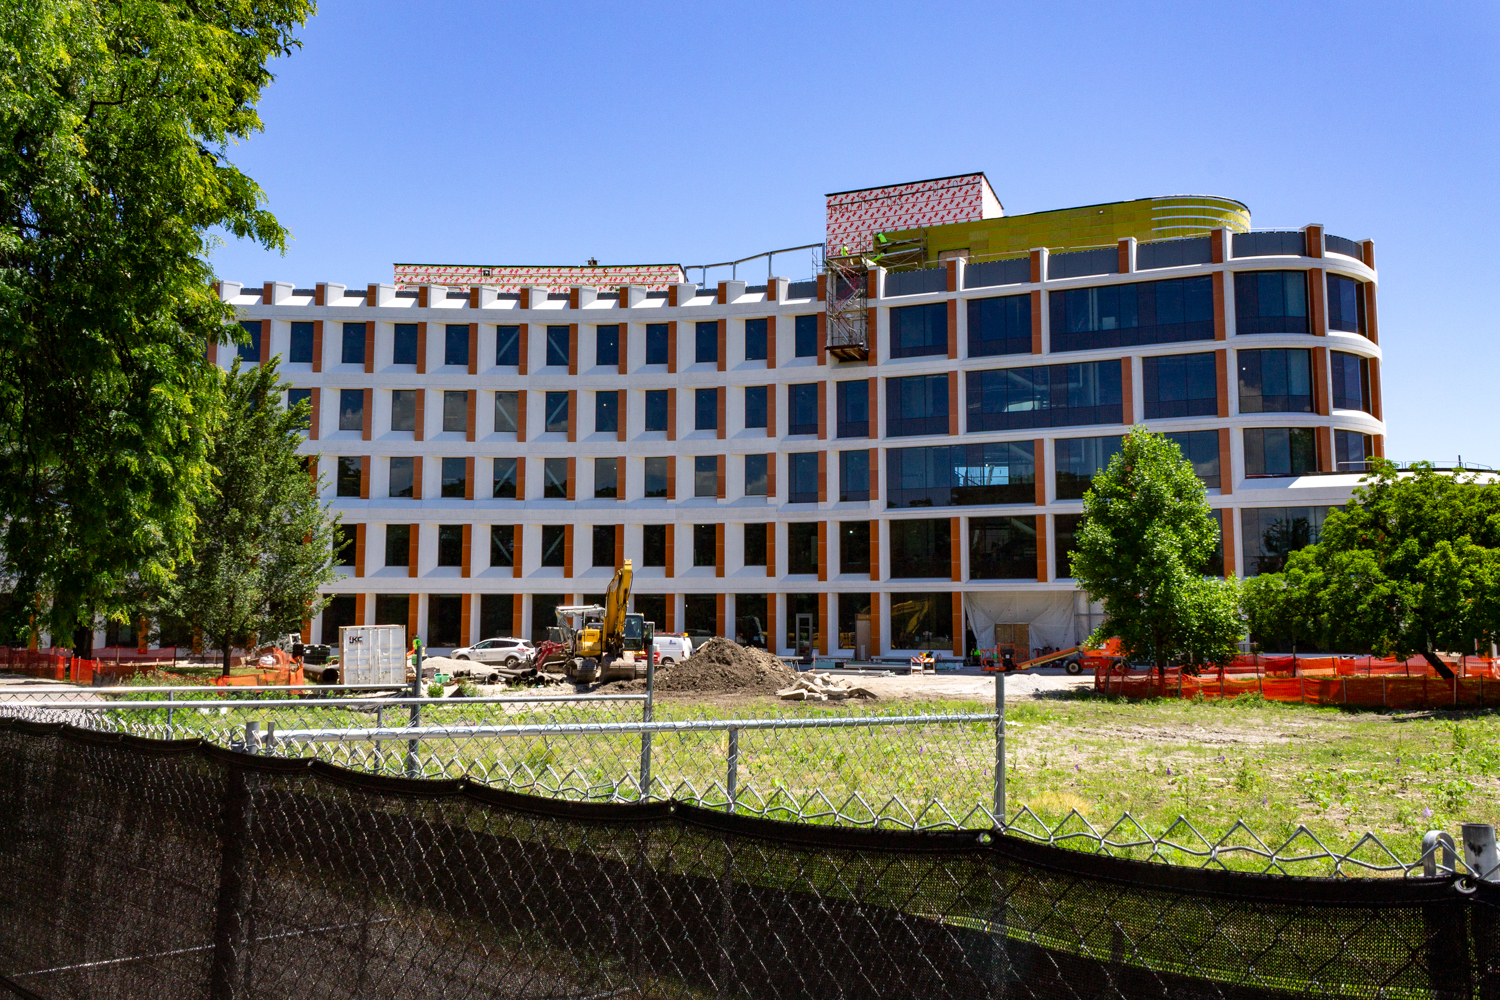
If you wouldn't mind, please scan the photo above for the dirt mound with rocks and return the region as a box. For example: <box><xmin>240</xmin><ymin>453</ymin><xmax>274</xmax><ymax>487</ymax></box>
<box><xmin>606</xmin><ymin>638</ymin><xmax>797</xmax><ymax>694</ymax></box>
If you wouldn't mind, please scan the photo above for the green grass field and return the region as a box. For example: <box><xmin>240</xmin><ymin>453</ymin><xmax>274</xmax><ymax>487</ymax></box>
<box><xmin>96</xmin><ymin>675</ymin><xmax>1500</xmax><ymax>869</ymax></box>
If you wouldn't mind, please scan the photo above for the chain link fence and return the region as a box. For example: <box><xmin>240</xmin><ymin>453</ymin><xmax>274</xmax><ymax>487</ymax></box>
<box><xmin>1</xmin><ymin>718</ymin><xmax>1498</xmax><ymax>1000</ymax></box>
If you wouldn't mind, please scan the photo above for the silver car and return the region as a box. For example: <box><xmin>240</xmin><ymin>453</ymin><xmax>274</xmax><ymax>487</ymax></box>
<box><xmin>452</xmin><ymin>637</ymin><xmax>534</xmax><ymax>668</ymax></box>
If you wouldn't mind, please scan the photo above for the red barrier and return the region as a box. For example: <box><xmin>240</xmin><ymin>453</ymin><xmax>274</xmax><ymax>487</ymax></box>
<box><xmin>1096</xmin><ymin>656</ymin><xmax>1500</xmax><ymax>709</ymax></box>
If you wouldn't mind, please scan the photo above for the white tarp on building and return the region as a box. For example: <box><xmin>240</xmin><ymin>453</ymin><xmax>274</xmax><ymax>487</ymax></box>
<box><xmin>962</xmin><ymin>591</ymin><xmax>1078</xmax><ymax>656</ymax></box>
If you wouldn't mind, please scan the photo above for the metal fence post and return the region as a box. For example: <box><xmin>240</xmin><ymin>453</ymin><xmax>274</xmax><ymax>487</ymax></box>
<box><xmin>994</xmin><ymin>671</ymin><xmax>1006</xmax><ymax>828</ymax></box>
<box><xmin>167</xmin><ymin>688</ymin><xmax>175</xmax><ymax>734</ymax></box>
<box><xmin>726</xmin><ymin>728</ymin><xmax>739</xmax><ymax>813</ymax></box>
<box><xmin>406</xmin><ymin>642</ymin><xmax>423</xmax><ymax>779</ymax></box>
<box><xmin>244</xmin><ymin>721</ymin><xmax>260</xmax><ymax>756</ymax></box>
<box><xmin>640</xmin><ymin>632</ymin><xmax>655</xmax><ymax>800</ymax></box>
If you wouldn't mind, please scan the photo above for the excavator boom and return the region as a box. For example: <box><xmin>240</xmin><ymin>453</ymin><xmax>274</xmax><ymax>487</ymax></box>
<box><xmin>602</xmin><ymin>560</ymin><xmax>632</xmax><ymax>642</ymax></box>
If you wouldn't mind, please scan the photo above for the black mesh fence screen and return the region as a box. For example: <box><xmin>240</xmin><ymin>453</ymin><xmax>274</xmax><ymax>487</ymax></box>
<box><xmin>0</xmin><ymin>718</ymin><xmax>1497</xmax><ymax>999</ymax></box>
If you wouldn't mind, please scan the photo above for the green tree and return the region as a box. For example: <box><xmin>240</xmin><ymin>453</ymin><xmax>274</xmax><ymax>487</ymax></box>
<box><xmin>1070</xmin><ymin>427</ymin><xmax>1242</xmax><ymax>673</ymax></box>
<box><xmin>154</xmin><ymin>359</ymin><xmax>336</xmax><ymax>675</ymax></box>
<box><xmin>0</xmin><ymin>0</ymin><xmax>313</xmax><ymax>642</ymax></box>
<box><xmin>1242</xmin><ymin>462</ymin><xmax>1500</xmax><ymax>678</ymax></box>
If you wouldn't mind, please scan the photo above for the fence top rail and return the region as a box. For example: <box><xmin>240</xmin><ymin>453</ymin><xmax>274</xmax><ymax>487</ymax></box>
<box><xmin>16</xmin><ymin>683</ymin><xmax>414</xmax><ymax>695</ymax></box>
<box><xmin>4</xmin><ymin>693</ymin><xmax>651</xmax><ymax>709</ymax></box>
<box><xmin>267</xmin><ymin>712</ymin><xmax>1001</xmax><ymax>742</ymax></box>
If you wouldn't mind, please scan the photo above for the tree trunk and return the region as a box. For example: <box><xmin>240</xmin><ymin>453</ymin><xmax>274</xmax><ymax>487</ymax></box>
<box><xmin>221</xmin><ymin>642</ymin><xmax>233</xmax><ymax>678</ymax></box>
<box><xmin>1422</xmin><ymin>649</ymin><xmax>1456</xmax><ymax>681</ymax></box>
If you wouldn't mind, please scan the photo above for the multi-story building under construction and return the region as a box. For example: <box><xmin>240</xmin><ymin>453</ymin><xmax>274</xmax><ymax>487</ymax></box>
<box><xmin>221</xmin><ymin>172</ymin><xmax>1386</xmax><ymax>659</ymax></box>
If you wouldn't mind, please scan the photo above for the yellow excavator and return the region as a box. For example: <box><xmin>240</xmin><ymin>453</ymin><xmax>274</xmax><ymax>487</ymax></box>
<box><xmin>555</xmin><ymin>560</ymin><xmax>651</xmax><ymax>683</ymax></box>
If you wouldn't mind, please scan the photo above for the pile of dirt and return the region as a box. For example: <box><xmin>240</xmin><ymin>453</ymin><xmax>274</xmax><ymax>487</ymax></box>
<box><xmin>607</xmin><ymin>638</ymin><xmax>798</xmax><ymax>694</ymax></box>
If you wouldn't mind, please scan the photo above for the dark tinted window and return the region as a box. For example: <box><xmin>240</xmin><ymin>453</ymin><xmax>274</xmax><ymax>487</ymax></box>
<box><xmin>494</xmin><ymin>391</ymin><xmax>519</xmax><ymax>433</ymax></box>
<box><xmin>596</xmin><ymin>324</ymin><xmax>619</xmax><ymax>366</ymax></box>
<box><xmin>839</xmin><ymin>450</ymin><xmax>870</xmax><ymax>502</ymax></box>
<box><xmin>889</xmin><ymin>519</ymin><xmax>950</xmax><ymax>579</ymax></box>
<box><xmin>321</xmin><ymin>594</ymin><xmax>356</xmax><ymax>644</ymax></box>
<box><xmin>744</xmin><ymin>385</ymin><xmax>767</xmax><ymax>429</ymax></box>
<box><xmin>546</xmin><ymin>325</ymin><xmax>569</xmax><ymax>367</ymax></box>
<box><xmin>645</xmin><ymin>323</ymin><xmax>668</xmax><ymax>365</ymax></box>
<box><xmin>1234</xmin><ymin>271</ymin><xmax>1308</xmax><ymax>334</ymax></box>
<box><xmin>794</xmin><ymin>315</ymin><xmax>817</xmax><ymax>357</ymax></box>
<box><xmin>743</xmin><ymin>524</ymin><xmax>767</xmax><ymax>566</ymax></box>
<box><xmin>967</xmin><ymin>294</ymin><xmax>1031</xmax><ymax>357</ymax></box>
<box><xmin>692</xmin><ymin>524</ymin><xmax>715</xmax><ymax>567</ymax></box>
<box><xmin>237</xmin><ymin>320</ymin><xmax>262</xmax><ymax>362</ymax></box>
<box><xmin>643</xmin><ymin>457</ymin><xmax>669</xmax><ymax>498</ymax></box>
<box><xmin>287</xmin><ymin>388</ymin><xmax>312</xmax><ymax>428</ymax></box>
<box><xmin>540</xmin><ymin>525</ymin><xmax>565</xmax><ymax>567</ymax></box>
<box><xmin>442</xmin><ymin>390</ymin><xmax>466</xmax><ymax>433</ymax></box>
<box><xmin>644</xmin><ymin>390</ymin><xmax>668</xmax><ymax>432</ymax></box>
<box><xmin>1331</xmin><ymin>352</ymin><xmax>1371</xmax><ymax>412</ymax></box>
<box><xmin>492</xmin><ymin>457</ymin><xmax>517</xmax><ymax>499</ymax></box>
<box><xmin>490</xmin><ymin>525</ymin><xmax>514</xmax><ymax>567</ymax></box>
<box><xmin>393</xmin><ymin>323</ymin><xmax>418</xmax><ymax>365</ymax></box>
<box><xmin>594</xmin><ymin>525</ymin><xmax>616</xmax><ymax>567</ymax></box>
<box><xmin>967</xmin><ymin>362</ymin><xmax>1122</xmax><ymax>431</ymax></box>
<box><xmin>886</xmin><ymin>374</ymin><xmax>948</xmax><ymax>437</ymax></box>
<box><xmin>1244</xmin><ymin>428</ymin><xmax>1317</xmax><ymax>477</ymax></box>
<box><xmin>495</xmin><ymin>325</ymin><xmax>519</xmax><ymax>366</ymax></box>
<box><xmin>596</xmin><ymin>391</ymin><xmax>619</xmax><ymax>433</ymax></box>
<box><xmin>642</xmin><ymin>525</ymin><xmax>667</xmax><ymax>567</ymax></box>
<box><xmin>745</xmin><ymin>454</ymin><xmax>768</xmax><ymax>496</ymax></box>
<box><xmin>695</xmin><ymin>321</ymin><xmax>718</xmax><ymax>364</ymax></box>
<box><xmin>1164</xmin><ymin>430</ymin><xmax>1221</xmax><ymax>488</ymax></box>
<box><xmin>788</xmin><ymin>523</ymin><xmax>817</xmax><ymax>575</ymax></box>
<box><xmin>888</xmin><ymin>592</ymin><xmax>952</xmax><ymax>651</ymax></box>
<box><xmin>444</xmin><ymin>324</ymin><xmax>468</xmax><ymax>366</ymax></box>
<box><xmin>289</xmin><ymin>322</ymin><xmax>314</xmax><ymax>363</ymax></box>
<box><xmin>788</xmin><ymin>383</ymin><xmax>818</xmax><ymax>435</ymax></box>
<box><xmin>1336</xmin><ymin>430</ymin><xmax>1374</xmax><ymax>472</ymax></box>
<box><xmin>427</xmin><ymin>594</ymin><xmax>462</xmax><ymax>646</ymax></box>
<box><xmin>388</xmin><ymin>457</ymin><xmax>414</xmax><ymax>498</ymax></box>
<box><xmin>436</xmin><ymin>525</ymin><xmax>463</xmax><ymax>566</ymax></box>
<box><xmin>1327</xmin><ymin>274</ymin><xmax>1366</xmax><ymax>335</ymax></box>
<box><xmin>1142</xmin><ymin>352</ymin><xmax>1218</xmax><ymax>419</ymax></box>
<box><xmin>544</xmin><ymin>391</ymin><xmax>568</xmax><ymax>434</ymax></box>
<box><xmin>385</xmin><ymin>524</ymin><xmax>410</xmax><ymax>567</ymax></box>
<box><xmin>840</xmin><ymin>522</ymin><xmax>870</xmax><ymax>575</ymax></box>
<box><xmin>1242</xmin><ymin>506</ymin><xmax>1336</xmax><ymax>575</ymax></box>
<box><xmin>337</xmin><ymin>458</ymin><xmax>363</xmax><ymax>497</ymax></box>
<box><xmin>744</xmin><ymin>318</ymin><xmax>767</xmax><ymax>360</ymax></box>
<box><xmin>339</xmin><ymin>388</ymin><xmax>364</xmax><ymax>431</ymax></box>
<box><xmin>390</xmin><ymin>389</ymin><xmax>416</xmax><ymax>431</ymax></box>
<box><xmin>887</xmin><ymin>442</ymin><xmax>1035</xmax><ymax>508</ymax></box>
<box><xmin>1054</xmin><ymin>513</ymin><xmax>1083</xmax><ymax>578</ymax></box>
<box><xmin>836</xmin><ymin>379</ymin><xmax>869</xmax><ymax>438</ymax></box>
<box><xmin>788</xmin><ymin>452</ymin><xmax>818</xmax><ymax>503</ymax></box>
<box><xmin>969</xmin><ymin>516</ymin><xmax>1037</xmax><ymax>579</ymax></box>
<box><xmin>1049</xmin><ymin>276</ymin><xmax>1212</xmax><ymax>352</ymax></box>
<box><xmin>594</xmin><ymin>457</ymin><xmax>617</xmax><ymax>498</ymax></box>
<box><xmin>543</xmin><ymin>457</ymin><xmax>569</xmax><ymax>498</ymax></box>
<box><xmin>1054</xmin><ymin>437</ymin><xmax>1123</xmax><ymax>500</ymax></box>
<box><xmin>694</xmin><ymin>456</ymin><xmax>717</xmax><ymax>497</ymax></box>
<box><xmin>695</xmin><ymin>388</ymin><xmax>718</xmax><ymax>431</ymax></box>
<box><xmin>889</xmin><ymin>302</ymin><xmax>947</xmax><ymax>358</ymax></box>
<box><xmin>334</xmin><ymin>525</ymin><xmax>358</xmax><ymax>566</ymax></box>
<box><xmin>440</xmin><ymin>457</ymin><xmax>466</xmax><ymax>498</ymax></box>
<box><xmin>341</xmin><ymin>322</ymin><xmax>364</xmax><ymax>364</ymax></box>
<box><xmin>479</xmin><ymin>593</ymin><xmax>512</xmax><ymax>637</ymax></box>
<box><xmin>1238</xmin><ymin>349</ymin><xmax>1313</xmax><ymax>413</ymax></box>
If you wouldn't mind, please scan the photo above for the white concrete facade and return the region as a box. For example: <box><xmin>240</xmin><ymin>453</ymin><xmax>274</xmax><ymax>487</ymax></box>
<box><xmin>223</xmin><ymin>224</ymin><xmax>1385</xmax><ymax>657</ymax></box>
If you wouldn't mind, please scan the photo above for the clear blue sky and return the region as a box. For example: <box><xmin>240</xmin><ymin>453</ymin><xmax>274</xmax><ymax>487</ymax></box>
<box><xmin>211</xmin><ymin>0</ymin><xmax>1499</xmax><ymax>464</ymax></box>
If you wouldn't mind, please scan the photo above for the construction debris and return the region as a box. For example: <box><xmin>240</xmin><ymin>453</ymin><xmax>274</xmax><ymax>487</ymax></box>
<box><xmin>776</xmin><ymin>672</ymin><xmax>878</xmax><ymax>701</ymax></box>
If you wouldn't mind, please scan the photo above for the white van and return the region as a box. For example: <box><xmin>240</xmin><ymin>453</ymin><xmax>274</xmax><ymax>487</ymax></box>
<box><xmin>652</xmin><ymin>634</ymin><xmax>694</xmax><ymax>667</ymax></box>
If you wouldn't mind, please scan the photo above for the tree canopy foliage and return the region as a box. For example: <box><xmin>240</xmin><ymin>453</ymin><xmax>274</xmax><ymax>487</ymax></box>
<box><xmin>1070</xmin><ymin>427</ymin><xmax>1243</xmax><ymax>671</ymax></box>
<box><xmin>0</xmin><ymin>0</ymin><xmax>313</xmax><ymax>640</ymax></box>
<box><xmin>1242</xmin><ymin>462</ymin><xmax>1500</xmax><ymax>677</ymax></box>
<box><xmin>153</xmin><ymin>359</ymin><xmax>336</xmax><ymax>674</ymax></box>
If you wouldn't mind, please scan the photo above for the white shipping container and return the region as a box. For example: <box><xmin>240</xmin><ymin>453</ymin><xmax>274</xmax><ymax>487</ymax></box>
<box><xmin>339</xmin><ymin>625</ymin><xmax>407</xmax><ymax>685</ymax></box>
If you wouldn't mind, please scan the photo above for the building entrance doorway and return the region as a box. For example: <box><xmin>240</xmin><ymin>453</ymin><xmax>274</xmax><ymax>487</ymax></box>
<box><xmin>794</xmin><ymin>613</ymin><xmax>814</xmax><ymax>661</ymax></box>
